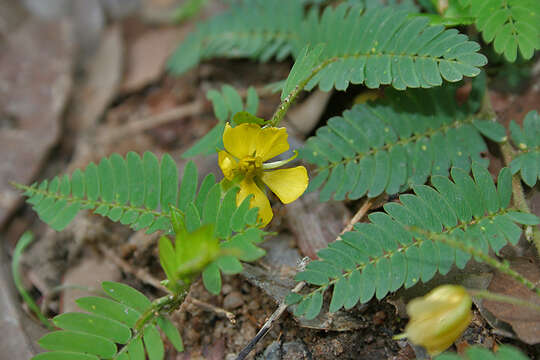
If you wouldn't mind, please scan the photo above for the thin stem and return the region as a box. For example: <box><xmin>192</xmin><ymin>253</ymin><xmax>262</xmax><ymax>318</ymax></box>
<box><xmin>269</xmin><ymin>57</ymin><xmax>337</xmax><ymax>127</ymax></box>
<box><xmin>467</xmin><ymin>289</ymin><xmax>540</xmax><ymax>313</ymax></box>
<box><xmin>134</xmin><ymin>288</ymin><xmax>189</xmax><ymax>332</ymax></box>
<box><xmin>413</xmin><ymin>228</ymin><xmax>540</xmax><ymax>297</ymax></box>
<box><xmin>11</xmin><ymin>232</ymin><xmax>55</xmax><ymax>330</ymax></box>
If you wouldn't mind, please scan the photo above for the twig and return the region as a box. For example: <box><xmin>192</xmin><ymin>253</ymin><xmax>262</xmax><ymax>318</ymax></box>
<box><xmin>412</xmin><ymin>228</ymin><xmax>540</xmax><ymax>296</ymax></box>
<box><xmin>340</xmin><ymin>198</ymin><xmax>373</xmax><ymax>235</ymax></box>
<box><xmin>98</xmin><ymin>100</ymin><xmax>204</xmax><ymax>144</ymax></box>
<box><xmin>235</xmin><ymin>258</ymin><xmax>310</xmax><ymax>360</ymax></box>
<box><xmin>235</xmin><ymin>281</ymin><xmax>306</xmax><ymax>360</ymax></box>
<box><xmin>97</xmin><ymin>243</ymin><xmax>168</xmax><ymax>292</ymax></box>
<box><xmin>188</xmin><ymin>296</ymin><xmax>236</xmax><ymax>324</ymax></box>
<box><xmin>467</xmin><ymin>289</ymin><xmax>540</xmax><ymax>313</ymax></box>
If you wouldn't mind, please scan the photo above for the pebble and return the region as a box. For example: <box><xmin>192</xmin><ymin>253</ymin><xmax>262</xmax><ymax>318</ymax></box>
<box><xmin>259</xmin><ymin>341</ymin><xmax>311</xmax><ymax>360</ymax></box>
<box><xmin>223</xmin><ymin>291</ymin><xmax>244</xmax><ymax>310</ymax></box>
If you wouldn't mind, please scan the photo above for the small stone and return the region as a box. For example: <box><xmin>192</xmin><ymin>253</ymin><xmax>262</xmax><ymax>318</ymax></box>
<box><xmin>222</xmin><ymin>284</ymin><xmax>233</xmax><ymax>295</ymax></box>
<box><xmin>261</xmin><ymin>341</ymin><xmax>281</xmax><ymax>360</ymax></box>
<box><xmin>223</xmin><ymin>291</ymin><xmax>243</xmax><ymax>310</ymax></box>
<box><xmin>282</xmin><ymin>341</ymin><xmax>310</xmax><ymax>360</ymax></box>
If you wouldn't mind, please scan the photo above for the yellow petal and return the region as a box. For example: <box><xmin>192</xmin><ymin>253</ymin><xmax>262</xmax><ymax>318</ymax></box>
<box><xmin>222</xmin><ymin>123</ymin><xmax>289</xmax><ymax>161</ymax></box>
<box><xmin>260</xmin><ymin>166</ymin><xmax>308</xmax><ymax>204</ymax></box>
<box><xmin>237</xmin><ymin>178</ymin><xmax>273</xmax><ymax>226</ymax></box>
<box><xmin>218</xmin><ymin>151</ymin><xmax>237</xmax><ymax>180</ymax></box>
<box><xmin>222</xmin><ymin>123</ymin><xmax>259</xmax><ymax>159</ymax></box>
<box><xmin>254</xmin><ymin>126</ymin><xmax>289</xmax><ymax>161</ymax></box>
<box><xmin>405</xmin><ymin>285</ymin><xmax>472</xmax><ymax>356</ymax></box>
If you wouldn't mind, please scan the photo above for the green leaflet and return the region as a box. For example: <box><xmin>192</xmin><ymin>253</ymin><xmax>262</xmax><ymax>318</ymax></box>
<box><xmin>168</xmin><ymin>0</ymin><xmax>303</xmax><ymax>75</ymax></box>
<box><xmin>33</xmin><ymin>282</ymin><xmax>168</xmax><ymax>360</ymax></box>
<box><xmin>18</xmin><ymin>152</ymin><xmax>196</xmax><ymax>233</ymax></box>
<box><xmin>509</xmin><ymin>111</ymin><xmax>540</xmax><ymax>187</ymax></box>
<box><xmin>291</xmin><ymin>166</ymin><xmax>539</xmax><ymax>319</ymax></box>
<box><xmin>300</xmin><ymin>84</ymin><xmax>503</xmax><ymax>201</ymax></box>
<box><xmin>288</xmin><ymin>5</ymin><xmax>485</xmax><ymax>93</ymax></box>
<box><xmin>470</xmin><ymin>0</ymin><xmax>540</xmax><ymax>62</ymax></box>
<box><xmin>169</xmin><ymin>1</ymin><xmax>485</xmax><ymax>93</ymax></box>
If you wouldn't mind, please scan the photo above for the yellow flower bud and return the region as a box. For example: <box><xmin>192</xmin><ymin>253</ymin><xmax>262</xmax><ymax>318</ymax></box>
<box><xmin>403</xmin><ymin>285</ymin><xmax>472</xmax><ymax>355</ymax></box>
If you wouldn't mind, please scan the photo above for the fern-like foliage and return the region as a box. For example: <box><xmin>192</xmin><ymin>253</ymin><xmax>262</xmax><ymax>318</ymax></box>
<box><xmin>33</xmin><ymin>282</ymin><xmax>182</xmax><ymax>360</ymax></box>
<box><xmin>17</xmin><ymin>153</ymin><xmax>259</xmax><ymax>237</ymax></box>
<box><xmin>182</xmin><ymin>85</ymin><xmax>260</xmax><ymax>158</ymax></box>
<box><xmin>469</xmin><ymin>0</ymin><xmax>540</xmax><ymax>62</ymax></box>
<box><xmin>168</xmin><ymin>0</ymin><xmax>303</xmax><ymax>75</ymax></box>
<box><xmin>290</xmin><ymin>4</ymin><xmax>486</xmax><ymax>92</ymax></box>
<box><xmin>19</xmin><ymin>153</ymin><xmax>197</xmax><ymax>233</ymax></box>
<box><xmin>300</xmin><ymin>84</ymin><xmax>507</xmax><ymax>201</ymax></box>
<box><xmin>435</xmin><ymin>344</ymin><xmax>529</xmax><ymax>360</ymax></box>
<box><xmin>169</xmin><ymin>1</ymin><xmax>486</xmax><ymax>93</ymax></box>
<box><xmin>18</xmin><ymin>152</ymin><xmax>268</xmax><ymax>293</ymax></box>
<box><xmin>509</xmin><ymin>110</ymin><xmax>540</xmax><ymax>187</ymax></box>
<box><xmin>286</xmin><ymin>164</ymin><xmax>540</xmax><ymax>319</ymax></box>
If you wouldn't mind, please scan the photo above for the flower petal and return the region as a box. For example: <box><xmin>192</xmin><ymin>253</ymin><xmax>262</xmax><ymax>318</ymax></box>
<box><xmin>223</xmin><ymin>123</ymin><xmax>290</xmax><ymax>161</ymax></box>
<box><xmin>261</xmin><ymin>166</ymin><xmax>308</xmax><ymax>204</ymax></box>
<box><xmin>254</xmin><ymin>126</ymin><xmax>289</xmax><ymax>161</ymax></box>
<box><xmin>237</xmin><ymin>178</ymin><xmax>273</xmax><ymax>226</ymax></box>
<box><xmin>218</xmin><ymin>151</ymin><xmax>237</xmax><ymax>180</ymax></box>
<box><xmin>222</xmin><ymin>123</ymin><xmax>259</xmax><ymax>159</ymax></box>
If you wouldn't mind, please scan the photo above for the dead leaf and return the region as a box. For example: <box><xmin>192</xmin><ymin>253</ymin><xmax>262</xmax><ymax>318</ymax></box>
<box><xmin>0</xmin><ymin>19</ymin><xmax>73</xmax><ymax>228</ymax></box>
<box><xmin>286</xmin><ymin>191</ymin><xmax>351</xmax><ymax>259</ymax></box>
<box><xmin>483</xmin><ymin>257</ymin><xmax>540</xmax><ymax>344</ymax></box>
<box><xmin>242</xmin><ymin>263</ymin><xmax>366</xmax><ymax>331</ymax></box>
<box><xmin>121</xmin><ymin>27</ymin><xmax>189</xmax><ymax>93</ymax></box>
<box><xmin>60</xmin><ymin>254</ymin><xmax>122</xmax><ymax>313</ymax></box>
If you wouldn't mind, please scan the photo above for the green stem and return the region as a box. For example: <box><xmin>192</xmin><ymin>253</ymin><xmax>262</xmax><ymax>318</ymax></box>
<box><xmin>269</xmin><ymin>57</ymin><xmax>337</xmax><ymax>127</ymax></box>
<box><xmin>114</xmin><ymin>286</ymin><xmax>190</xmax><ymax>359</ymax></box>
<box><xmin>412</xmin><ymin>228</ymin><xmax>540</xmax><ymax>297</ymax></box>
<box><xmin>467</xmin><ymin>289</ymin><xmax>540</xmax><ymax>313</ymax></box>
<box><xmin>11</xmin><ymin>232</ymin><xmax>55</xmax><ymax>330</ymax></box>
<box><xmin>134</xmin><ymin>287</ymin><xmax>189</xmax><ymax>332</ymax></box>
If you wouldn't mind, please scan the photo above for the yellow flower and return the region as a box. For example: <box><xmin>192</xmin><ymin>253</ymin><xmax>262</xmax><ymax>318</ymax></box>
<box><xmin>402</xmin><ymin>285</ymin><xmax>472</xmax><ymax>355</ymax></box>
<box><xmin>218</xmin><ymin>123</ymin><xmax>308</xmax><ymax>226</ymax></box>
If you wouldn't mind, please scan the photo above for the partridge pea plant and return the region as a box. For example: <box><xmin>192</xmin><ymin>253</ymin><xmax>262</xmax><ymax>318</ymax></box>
<box><xmin>14</xmin><ymin>1</ymin><xmax>540</xmax><ymax>359</ymax></box>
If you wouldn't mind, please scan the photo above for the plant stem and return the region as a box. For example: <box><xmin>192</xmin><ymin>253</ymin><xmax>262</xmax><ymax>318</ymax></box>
<box><xmin>11</xmin><ymin>232</ymin><xmax>55</xmax><ymax>330</ymax></box>
<box><xmin>134</xmin><ymin>288</ymin><xmax>189</xmax><ymax>332</ymax></box>
<box><xmin>269</xmin><ymin>57</ymin><xmax>337</xmax><ymax>127</ymax></box>
<box><xmin>412</xmin><ymin>228</ymin><xmax>540</xmax><ymax>297</ymax></box>
<box><xmin>467</xmin><ymin>289</ymin><xmax>540</xmax><ymax>313</ymax></box>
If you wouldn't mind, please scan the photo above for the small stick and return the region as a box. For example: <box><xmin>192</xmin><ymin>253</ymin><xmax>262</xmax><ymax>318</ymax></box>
<box><xmin>235</xmin><ymin>258</ymin><xmax>310</xmax><ymax>360</ymax></box>
<box><xmin>99</xmin><ymin>100</ymin><xmax>204</xmax><ymax>144</ymax></box>
<box><xmin>98</xmin><ymin>243</ymin><xmax>168</xmax><ymax>292</ymax></box>
<box><xmin>340</xmin><ymin>198</ymin><xmax>373</xmax><ymax>235</ymax></box>
<box><xmin>188</xmin><ymin>296</ymin><xmax>236</xmax><ymax>324</ymax></box>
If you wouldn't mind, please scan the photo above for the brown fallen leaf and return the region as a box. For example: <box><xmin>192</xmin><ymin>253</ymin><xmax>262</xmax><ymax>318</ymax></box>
<box><xmin>286</xmin><ymin>191</ymin><xmax>350</xmax><ymax>259</ymax></box>
<box><xmin>483</xmin><ymin>257</ymin><xmax>540</xmax><ymax>344</ymax></box>
<box><xmin>60</xmin><ymin>254</ymin><xmax>122</xmax><ymax>313</ymax></box>
<box><xmin>0</xmin><ymin>19</ymin><xmax>73</xmax><ymax>228</ymax></box>
<box><xmin>121</xmin><ymin>27</ymin><xmax>190</xmax><ymax>93</ymax></box>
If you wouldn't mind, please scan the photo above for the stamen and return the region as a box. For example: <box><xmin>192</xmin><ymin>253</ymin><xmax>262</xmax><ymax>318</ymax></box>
<box><xmin>261</xmin><ymin>151</ymin><xmax>298</xmax><ymax>169</ymax></box>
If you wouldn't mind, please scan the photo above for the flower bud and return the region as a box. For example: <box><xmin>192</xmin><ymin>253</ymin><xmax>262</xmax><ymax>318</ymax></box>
<box><xmin>403</xmin><ymin>285</ymin><xmax>472</xmax><ymax>355</ymax></box>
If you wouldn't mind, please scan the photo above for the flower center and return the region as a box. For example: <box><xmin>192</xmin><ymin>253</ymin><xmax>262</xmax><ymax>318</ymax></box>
<box><xmin>237</xmin><ymin>155</ymin><xmax>263</xmax><ymax>177</ymax></box>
